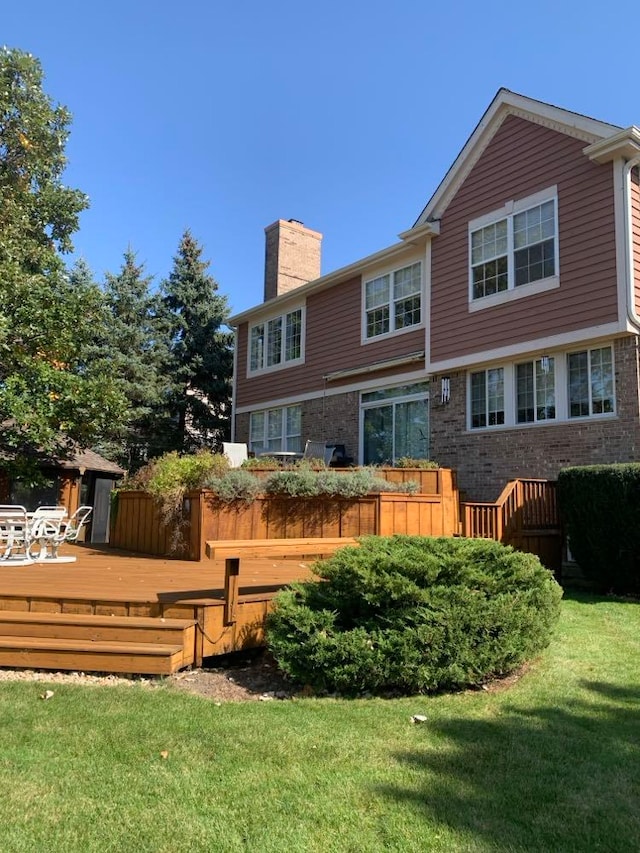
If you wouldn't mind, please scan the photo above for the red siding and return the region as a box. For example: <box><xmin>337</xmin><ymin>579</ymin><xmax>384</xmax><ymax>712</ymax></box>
<box><xmin>430</xmin><ymin>115</ymin><xmax>618</xmax><ymax>363</ymax></box>
<box><xmin>235</xmin><ymin>271</ymin><xmax>426</xmax><ymax>408</ymax></box>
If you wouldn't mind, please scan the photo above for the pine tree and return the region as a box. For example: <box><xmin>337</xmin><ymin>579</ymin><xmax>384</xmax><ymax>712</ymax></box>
<box><xmin>154</xmin><ymin>231</ymin><xmax>233</xmax><ymax>453</ymax></box>
<box><xmin>89</xmin><ymin>250</ymin><xmax>164</xmax><ymax>469</ymax></box>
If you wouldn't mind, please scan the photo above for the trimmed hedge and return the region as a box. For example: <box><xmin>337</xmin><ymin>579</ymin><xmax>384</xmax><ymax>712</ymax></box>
<box><xmin>558</xmin><ymin>463</ymin><xmax>640</xmax><ymax>595</ymax></box>
<box><xmin>267</xmin><ymin>535</ymin><xmax>562</xmax><ymax>696</ymax></box>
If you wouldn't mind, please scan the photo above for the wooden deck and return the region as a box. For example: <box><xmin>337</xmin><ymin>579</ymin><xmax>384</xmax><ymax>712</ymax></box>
<box><xmin>0</xmin><ymin>543</ymin><xmax>316</xmax><ymax>675</ymax></box>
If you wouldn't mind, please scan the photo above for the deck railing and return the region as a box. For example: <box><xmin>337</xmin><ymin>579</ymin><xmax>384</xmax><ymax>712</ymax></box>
<box><xmin>462</xmin><ymin>478</ymin><xmax>561</xmax><ymax>570</ymax></box>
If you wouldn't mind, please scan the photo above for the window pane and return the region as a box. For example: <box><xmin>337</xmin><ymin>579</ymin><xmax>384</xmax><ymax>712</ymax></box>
<box><xmin>514</xmin><ymin>238</ymin><xmax>555</xmax><ymax>286</ymax></box>
<box><xmin>590</xmin><ymin>347</ymin><xmax>614</xmax><ymax>414</ymax></box>
<box><xmin>250</xmin><ymin>324</ymin><xmax>264</xmax><ymax>371</ymax></box>
<box><xmin>285</xmin><ymin>405</ymin><xmax>302</xmax><ymax>452</ymax></box>
<box><xmin>363</xmin><ymin>405</ymin><xmax>393</xmax><ymax>464</ymax></box>
<box><xmin>366</xmin><ymin>306</ymin><xmax>389</xmax><ymax>338</ymax></box>
<box><xmin>473</xmin><ymin>255</ymin><xmax>508</xmax><ymax>299</ymax></box>
<box><xmin>249</xmin><ymin>411</ymin><xmax>265</xmax><ymax>451</ymax></box>
<box><xmin>393</xmin><ymin>263</ymin><xmax>421</xmax><ymax>299</ymax></box>
<box><xmin>394</xmin><ymin>295</ymin><xmax>421</xmax><ymax>329</ymax></box>
<box><xmin>536</xmin><ymin>357</ymin><xmax>556</xmax><ymax>419</ymax></box>
<box><xmin>362</xmin><ymin>382</ymin><xmax>430</xmax><ymax>403</ymax></box>
<box><xmin>487</xmin><ymin>368</ymin><xmax>504</xmax><ymax>425</ymax></box>
<box><xmin>568</xmin><ymin>351</ymin><xmax>590</xmax><ymax>417</ymax></box>
<box><xmin>365</xmin><ymin>275</ymin><xmax>389</xmax><ymax>310</ymax></box>
<box><xmin>470</xmin><ymin>371</ymin><xmax>487</xmax><ymax>428</ymax></box>
<box><xmin>267</xmin><ymin>317</ymin><xmax>282</xmax><ymax>366</ymax></box>
<box><xmin>285</xmin><ymin>310</ymin><xmax>302</xmax><ymax>361</ymax></box>
<box><xmin>516</xmin><ymin>362</ymin><xmax>534</xmax><ymax>423</ymax></box>
<box><xmin>267</xmin><ymin>408</ymin><xmax>283</xmax><ymax>450</ymax></box>
<box><xmin>395</xmin><ymin>399</ymin><xmax>429</xmax><ymax>459</ymax></box>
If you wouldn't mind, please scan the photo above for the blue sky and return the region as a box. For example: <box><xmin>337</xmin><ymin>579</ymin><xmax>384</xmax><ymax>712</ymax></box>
<box><xmin>3</xmin><ymin>1</ymin><xmax>638</xmax><ymax>316</ymax></box>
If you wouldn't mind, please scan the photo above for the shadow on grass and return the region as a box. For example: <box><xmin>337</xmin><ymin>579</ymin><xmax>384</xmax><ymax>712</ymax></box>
<box><xmin>378</xmin><ymin>681</ymin><xmax>640</xmax><ymax>850</ymax></box>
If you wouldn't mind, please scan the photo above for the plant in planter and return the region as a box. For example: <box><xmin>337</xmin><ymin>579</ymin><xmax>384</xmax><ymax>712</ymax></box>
<box><xmin>204</xmin><ymin>468</ymin><xmax>262</xmax><ymax>503</ymax></box>
<box><xmin>394</xmin><ymin>457</ymin><xmax>439</xmax><ymax>469</ymax></box>
<box><xmin>263</xmin><ymin>467</ymin><xmax>419</xmax><ymax>498</ymax></box>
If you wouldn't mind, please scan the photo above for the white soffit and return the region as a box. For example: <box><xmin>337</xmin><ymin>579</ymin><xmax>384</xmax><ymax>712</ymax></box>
<box><xmin>414</xmin><ymin>88</ymin><xmax>622</xmax><ymax>227</ymax></box>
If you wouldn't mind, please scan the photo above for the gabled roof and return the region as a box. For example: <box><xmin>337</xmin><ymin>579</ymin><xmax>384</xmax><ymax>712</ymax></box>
<box><xmin>412</xmin><ymin>88</ymin><xmax>622</xmax><ymax>228</ymax></box>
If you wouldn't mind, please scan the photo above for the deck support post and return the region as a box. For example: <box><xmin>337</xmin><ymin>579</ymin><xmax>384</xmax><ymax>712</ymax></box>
<box><xmin>224</xmin><ymin>558</ymin><xmax>240</xmax><ymax>625</ymax></box>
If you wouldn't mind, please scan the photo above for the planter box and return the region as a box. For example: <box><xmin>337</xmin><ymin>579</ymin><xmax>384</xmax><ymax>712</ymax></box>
<box><xmin>110</xmin><ymin>468</ymin><xmax>460</xmax><ymax>560</ymax></box>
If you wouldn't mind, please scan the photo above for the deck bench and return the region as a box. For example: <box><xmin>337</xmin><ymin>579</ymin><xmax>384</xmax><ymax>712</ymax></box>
<box><xmin>205</xmin><ymin>536</ymin><xmax>359</xmax><ymax>561</ymax></box>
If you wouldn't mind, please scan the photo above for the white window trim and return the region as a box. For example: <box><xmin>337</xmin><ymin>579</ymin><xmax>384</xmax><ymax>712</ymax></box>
<box><xmin>361</xmin><ymin>261</ymin><xmax>424</xmax><ymax>344</ymax></box>
<box><xmin>247</xmin><ymin>306</ymin><xmax>306</xmax><ymax>377</ymax></box>
<box><xmin>359</xmin><ymin>382</ymin><xmax>430</xmax><ymax>464</ymax></box>
<box><xmin>249</xmin><ymin>403</ymin><xmax>302</xmax><ymax>452</ymax></box>
<box><xmin>468</xmin><ymin>186</ymin><xmax>559</xmax><ymax>311</ymax></box>
<box><xmin>467</xmin><ymin>344</ymin><xmax>616</xmax><ymax>431</ymax></box>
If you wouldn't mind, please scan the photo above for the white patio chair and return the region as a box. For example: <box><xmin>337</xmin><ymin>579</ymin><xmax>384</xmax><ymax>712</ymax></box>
<box><xmin>222</xmin><ymin>442</ymin><xmax>248</xmax><ymax>468</ymax></box>
<box><xmin>26</xmin><ymin>507</ymin><xmax>69</xmax><ymax>562</ymax></box>
<box><xmin>59</xmin><ymin>505</ymin><xmax>93</xmax><ymax>543</ymax></box>
<box><xmin>0</xmin><ymin>505</ymin><xmax>30</xmax><ymax>564</ymax></box>
<box><xmin>302</xmin><ymin>440</ymin><xmax>334</xmax><ymax>466</ymax></box>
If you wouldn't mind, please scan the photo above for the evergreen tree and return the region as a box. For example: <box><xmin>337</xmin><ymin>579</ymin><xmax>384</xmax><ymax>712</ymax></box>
<box><xmin>154</xmin><ymin>231</ymin><xmax>233</xmax><ymax>453</ymax></box>
<box><xmin>89</xmin><ymin>250</ymin><xmax>163</xmax><ymax>470</ymax></box>
<box><xmin>0</xmin><ymin>48</ymin><xmax>126</xmax><ymax>475</ymax></box>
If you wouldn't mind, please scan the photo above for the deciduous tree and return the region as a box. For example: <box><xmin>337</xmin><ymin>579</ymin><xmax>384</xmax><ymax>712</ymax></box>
<box><xmin>0</xmin><ymin>48</ymin><xmax>125</xmax><ymax>475</ymax></box>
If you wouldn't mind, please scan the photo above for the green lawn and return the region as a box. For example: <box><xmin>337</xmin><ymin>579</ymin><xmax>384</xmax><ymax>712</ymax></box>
<box><xmin>0</xmin><ymin>593</ymin><xmax>638</xmax><ymax>852</ymax></box>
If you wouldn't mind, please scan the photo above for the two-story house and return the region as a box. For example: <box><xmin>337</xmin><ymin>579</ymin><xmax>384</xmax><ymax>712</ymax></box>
<box><xmin>229</xmin><ymin>89</ymin><xmax>640</xmax><ymax>500</ymax></box>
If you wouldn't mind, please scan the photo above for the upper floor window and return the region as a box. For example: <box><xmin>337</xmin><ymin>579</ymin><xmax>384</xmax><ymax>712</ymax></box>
<box><xmin>364</xmin><ymin>262</ymin><xmax>421</xmax><ymax>339</ymax></box>
<box><xmin>249</xmin><ymin>308</ymin><xmax>303</xmax><ymax>373</ymax></box>
<box><xmin>469</xmin><ymin>188</ymin><xmax>558</xmax><ymax>304</ymax></box>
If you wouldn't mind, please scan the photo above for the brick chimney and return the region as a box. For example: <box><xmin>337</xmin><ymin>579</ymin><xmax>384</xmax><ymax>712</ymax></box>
<box><xmin>264</xmin><ymin>219</ymin><xmax>322</xmax><ymax>301</ymax></box>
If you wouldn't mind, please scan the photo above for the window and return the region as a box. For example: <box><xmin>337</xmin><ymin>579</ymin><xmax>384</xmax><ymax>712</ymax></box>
<box><xmin>468</xmin><ymin>345</ymin><xmax>615</xmax><ymax>430</ymax></box>
<box><xmin>249</xmin><ymin>308</ymin><xmax>303</xmax><ymax>373</ymax></box>
<box><xmin>470</xmin><ymin>190</ymin><xmax>557</xmax><ymax>302</ymax></box>
<box><xmin>470</xmin><ymin>368</ymin><xmax>504</xmax><ymax>428</ymax></box>
<box><xmin>568</xmin><ymin>346</ymin><xmax>614</xmax><ymax>418</ymax></box>
<box><xmin>361</xmin><ymin>383</ymin><xmax>429</xmax><ymax>464</ymax></box>
<box><xmin>364</xmin><ymin>262</ymin><xmax>421</xmax><ymax>339</ymax></box>
<box><xmin>249</xmin><ymin>405</ymin><xmax>302</xmax><ymax>453</ymax></box>
<box><xmin>516</xmin><ymin>357</ymin><xmax>556</xmax><ymax>423</ymax></box>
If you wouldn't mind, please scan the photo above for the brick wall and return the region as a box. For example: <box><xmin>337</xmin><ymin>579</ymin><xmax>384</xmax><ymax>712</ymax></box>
<box><xmin>263</xmin><ymin>219</ymin><xmax>322</xmax><ymax>301</ymax></box>
<box><xmin>430</xmin><ymin>336</ymin><xmax>640</xmax><ymax>501</ymax></box>
<box><xmin>235</xmin><ymin>390</ymin><xmax>361</xmax><ymax>462</ymax></box>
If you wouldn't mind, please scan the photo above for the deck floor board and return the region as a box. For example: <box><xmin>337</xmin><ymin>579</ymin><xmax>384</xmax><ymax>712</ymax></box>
<box><xmin>0</xmin><ymin>543</ymin><xmax>316</xmax><ymax>606</ymax></box>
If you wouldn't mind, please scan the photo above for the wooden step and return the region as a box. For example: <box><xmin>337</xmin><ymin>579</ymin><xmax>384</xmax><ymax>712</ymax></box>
<box><xmin>0</xmin><ymin>612</ymin><xmax>198</xmax><ymax>675</ymax></box>
<box><xmin>0</xmin><ymin>611</ymin><xmax>196</xmax><ymax>646</ymax></box>
<box><xmin>0</xmin><ymin>635</ymin><xmax>188</xmax><ymax>675</ymax></box>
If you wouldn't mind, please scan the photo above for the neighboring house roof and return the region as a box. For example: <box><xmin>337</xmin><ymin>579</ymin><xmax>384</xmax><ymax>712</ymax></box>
<box><xmin>57</xmin><ymin>448</ymin><xmax>125</xmax><ymax>476</ymax></box>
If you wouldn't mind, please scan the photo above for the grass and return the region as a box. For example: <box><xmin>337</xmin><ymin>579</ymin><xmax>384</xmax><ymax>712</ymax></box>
<box><xmin>0</xmin><ymin>592</ymin><xmax>638</xmax><ymax>852</ymax></box>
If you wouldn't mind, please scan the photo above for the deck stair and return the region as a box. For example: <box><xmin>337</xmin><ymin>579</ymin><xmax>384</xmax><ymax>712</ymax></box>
<box><xmin>0</xmin><ymin>612</ymin><xmax>197</xmax><ymax>675</ymax></box>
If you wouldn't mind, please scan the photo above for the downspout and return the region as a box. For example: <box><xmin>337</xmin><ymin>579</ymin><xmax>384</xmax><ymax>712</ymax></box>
<box><xmin>230</xmin><ymin>326</ymin><xmax>238</xmax><ymax>441</ymax></box>
<box><xmin>622</xmin><ymin>156</ymin><xmax>640</xmax><ymax>330</ymax></box>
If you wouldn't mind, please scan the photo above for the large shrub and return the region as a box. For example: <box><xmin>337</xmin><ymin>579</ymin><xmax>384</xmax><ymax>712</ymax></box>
<box><xmin>267</xmin><ymin>536</ymin><xmax>562</xmax><ymax>696</ymax></box>
<box><xmin>558</xmin><ymin>464</ymin><xmax>640</xmax><ymax>595</ymax></box>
